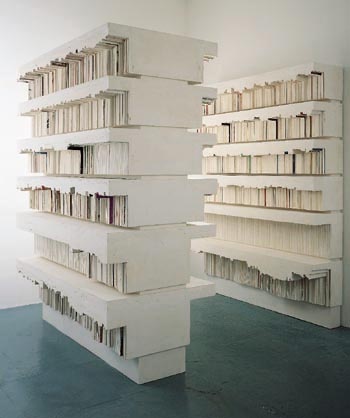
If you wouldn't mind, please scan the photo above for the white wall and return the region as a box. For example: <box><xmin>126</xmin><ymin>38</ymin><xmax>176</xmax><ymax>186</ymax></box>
<box><xmin>0</xmin><ymin>0</ymin><xmax>187</xmax><ymax>309</ymax></box>
<box><xmin>186</xmin><ymin>0</ymin><xmax>350</xmax><ymax>326</ymax></box>
<box><xmin>186</xmin><ymin>0</ymin><xmax>350</xmax><ymax>82</ymax></box>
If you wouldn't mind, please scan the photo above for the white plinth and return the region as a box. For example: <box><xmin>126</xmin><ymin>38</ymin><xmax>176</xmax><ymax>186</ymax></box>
<box><xmin>42</xmin><ymin>304</ymin><xmax>186</xmax><ymax>384</ymax></box>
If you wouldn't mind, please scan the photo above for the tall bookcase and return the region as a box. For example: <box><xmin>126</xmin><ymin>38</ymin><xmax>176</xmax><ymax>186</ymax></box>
<box><xmin>17</xmin><ymin>23</ymin><xmax>218</xmax><ymax>384</ymax></box>
<box><xmin>191</xmin><ymin>63</ymin><xmax>343</xmax><ymax>328</ymax></box>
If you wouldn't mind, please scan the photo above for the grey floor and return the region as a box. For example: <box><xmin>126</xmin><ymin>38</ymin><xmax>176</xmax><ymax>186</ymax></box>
<box><xmin>1</xmin><ymin>296</ymin><xmax>350</xmax><ymax>418</ymax></box>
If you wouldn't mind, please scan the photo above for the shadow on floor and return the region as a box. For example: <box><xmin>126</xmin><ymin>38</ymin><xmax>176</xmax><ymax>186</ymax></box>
<box><xmin>1</xmin><ymin>295</ymin><xmax>350</xmax><ymax>418</ymax></box>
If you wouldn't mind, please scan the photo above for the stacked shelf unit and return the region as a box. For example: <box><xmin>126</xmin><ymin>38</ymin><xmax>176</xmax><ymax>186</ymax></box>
<box><xmin>17</xmin><ymin>23</ymin><xmax>218</xmax><ymax>383</ymax></box>
<box><xmin>191</xmin><ymin>63</ymin><xmax>343</xmax><ymax>328</ymax></box>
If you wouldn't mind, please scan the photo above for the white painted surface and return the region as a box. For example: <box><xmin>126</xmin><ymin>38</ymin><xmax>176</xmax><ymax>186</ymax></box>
<box><xmin>186</xmin><ymin>0</ymin><xmax>350</xmax><ymax>85</ymax></box>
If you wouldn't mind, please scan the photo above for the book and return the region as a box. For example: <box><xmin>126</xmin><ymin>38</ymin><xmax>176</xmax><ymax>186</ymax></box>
<box><xmin>202</xmin><ymin>71</ymin><xmax>325</xmax><ymax>115</ymax></box>
<box><xmin>31</xmin><ymin>92</ymin><xmax>128</xmax><ymax>137</ymax></box>
<box><xmin>205</xmin><ymin>252</ymin><xmax>331</xmax><ymax>306</ymax></box>
<box><xmin>199</xmin><ymin>112</ymin><xmax>323</xmax><ymax>143</ymax></box>
<box><xmin>203</xmin><ymin>149</ymin><xmax>325</xmax><ymax>175</ymax></box>
<box><xmin>30</xmin><ymin>189</ymin><xmax>128</xmax><ymax>226</ymax></box>
<box><xmin>29</xmin><ymin>142</ymin><xmax>129</xmax><ymax>175</ymax></box>
<box><xmin>206</xmin><ymin>185</ymin><xmax>323</xmax><ymax>211</ymax></box>
<box><xmin>40</xmin><ymin>282</ymin><xmax>124</xmax><ymax>355</ymax></box>
<box><xmin>205</xmin><ymin>213</ymin><xmax>331</xmax><ymax>258</ymax></box>
<box><xmin>20</xmin><ymin>37</ymin><xmax>127</xmax><ymax>100</ymax></box>
<box><xmin>34</xmin><ymin>235</ymin><xmax>127</xmax><ymax>291</ymax></box>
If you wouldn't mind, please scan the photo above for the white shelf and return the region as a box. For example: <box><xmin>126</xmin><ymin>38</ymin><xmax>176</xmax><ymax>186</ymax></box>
<box><xmin>200</xmin><ymin>174</ymin><xmax>343</xmax><ymax>211</ymax></box>
<box><xmin>17</xmin><ymin>256</ymin><xmax>215</xmax><ymax>360</ymax></box>
<box><xmin>191</xmin><ymin>238</ymin><xmax>342</xmax><ymax>306</ymax></box>
<box><xmin>17</xmin><ymin>211</ymin><xmax>215</xmax><ymax>293</ymax></box>
<box><xmin>214</xmin><ymin>276</ymin><xmax>340</xmax><ymax>328</ymax></box>
<box><xmin>18</xmin><ymin>127</ymin><xmax>215</xmax><ymax>152</ymax></box>
<box><xmin>190</xmin><ymin>251</ymin><xmax>340</xmax><ymax>328</ymax></box>
<box><xmin>18</xmin><ymin>176</ymin><xmax>217</xmax><ymax>227</ymax></box>
<box><xmin>19</xmin><ymin>22</ymin><xmax>217</xmax><ymax>84</ymax></box>
<box><xmin>204</xmin><ymin>202</ymin><xmax>341</xmax><ymax>225</ymax></box>
<box><xmin>204</xmin><ymin>138</ymin><xmax>343</xmax><ymax>175</ymax></box>
<box><xmin>209</xmin><ymin>63</ymin><xmax>343</xmax><ymax>101</ymax></box>
<box><xmin>203</xmin><ymin>101</ymin><xmax>342</xmax><ymax>140</ymax></box>
<box><xmin>20</xmin><ymin>76</ymin><xmax>217</xmax><ymax>129</ymax></box>
<box><xmin>199</xmin><ymin>63</ymin><xmax>343</xmax><ymax>326</ymax></box>
<box><xmin>205</xmin><ymin>204</ymin><xmax>342</xmax><ymax>259</ymax></box>
<box><xmin>18</xmin><ymin>127</ymin><xmax>215</xmax><ymax>176</ymax></box>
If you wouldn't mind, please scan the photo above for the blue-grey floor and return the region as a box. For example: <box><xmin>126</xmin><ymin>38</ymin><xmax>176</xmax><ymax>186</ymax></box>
<box><xmin>1</xmin><ymin>296</ymin><xmax>350</xmax><ymax>418</ymax></box>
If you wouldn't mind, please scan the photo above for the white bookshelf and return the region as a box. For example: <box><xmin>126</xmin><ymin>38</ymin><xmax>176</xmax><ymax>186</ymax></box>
<box><xmin>192</xmin><ymin>63</ymin><xmax>343</xmax><ymax>328</ymax></box>
<box><xmin>17</xmin><ymin>23</ymin><xmax>217</xmax><ymax>383</ymax></box>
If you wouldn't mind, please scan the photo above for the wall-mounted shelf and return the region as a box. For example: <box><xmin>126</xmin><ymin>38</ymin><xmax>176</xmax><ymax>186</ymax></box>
<box><xmin>194</xmin><ymin>63</ymin><xmax>343</xmax><ymax>327</ymax></box>
<box><xmin>203</xmin><ymin>100</ymin><xmax>342</xmax><ymax>139</ymax></box>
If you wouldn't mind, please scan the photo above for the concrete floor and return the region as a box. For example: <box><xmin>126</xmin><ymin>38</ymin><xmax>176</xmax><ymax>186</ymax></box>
<box><xmin>1</xmin><ymin>296</ymin><xmax>350</xmax><ymax>418</ymax></box>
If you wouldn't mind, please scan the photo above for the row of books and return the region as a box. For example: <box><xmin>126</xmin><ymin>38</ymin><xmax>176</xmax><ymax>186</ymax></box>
<box><xmin>206</xmin><ymin>186</ymin><xmax>323</xmax><ymax>211</ymax></box>
<box><xmin>204</xmin><ymin>253</ymin><xmax>331</xmax><ymax>306</ymax></box>
<box><xmin>30</xmin><ymin>188</ymin><xmax>128</xmax><ymax>226</ymax></box>
<box><xmin>28</xmin><ymin>142</ymin><xmax>129</xmax><ymax>176</ymax></box>
<box><xmin>203</xmin><ymin>149</ymin><xmax>325</xmax><ymax>175</ymax></box>
<box><xmin>202</xmin><ymin>72</ymin><xmax>324</xmax><ymax>115</ymax></box>
<box><xmin>31</xmin><ymin>93</ymin><xmax>128</xmax><ymax>137</ymax></box>
<box><xmin>29</xmin><ymin>150</ymin><xmax>81</xmax><ymax>175</ymax></box>
<box><xmin>21</xmin><ymin>38</ymin><xmax>127</xmax><ymax>99</ymax></box>
<box><xmin>40</xmin><ymin>282</ymin><xmax>123</xmax><ymax>354</ymax></box>
<box><xmin>199</xmin><ymin>112</ymin><xmax>323</xmax><ymax>143</ymax></box>
<box><xmin>35</xmin><ymin>235</ymin><xmax>127</xmax><ymax>291</ymax></box>
<box><xmin>205</xmin><ymin>213</ymin><xmax>330</xmax><ymax>258</ymax></box>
